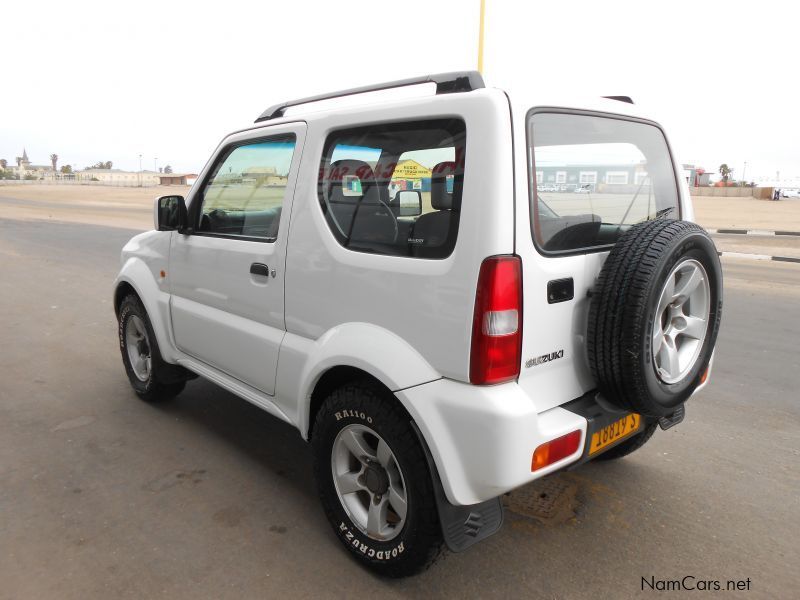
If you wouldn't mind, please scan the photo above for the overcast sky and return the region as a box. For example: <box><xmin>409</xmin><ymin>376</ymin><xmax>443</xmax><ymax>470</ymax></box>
<box><xmin>2</xmin><ymin>0</ymin><xmax>798</xmax><ymax>183</ymax></box>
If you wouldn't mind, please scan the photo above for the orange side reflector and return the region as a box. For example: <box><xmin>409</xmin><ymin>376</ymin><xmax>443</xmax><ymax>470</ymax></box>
<box><xmin>532</xmin><ymin>430</ymin><xmax>582</xmax><ymax>472</ymax></box>
<box><xmin>700</xmin><ymin>366</ymin><xmax>710</xmax><ymax>384</ymax></box>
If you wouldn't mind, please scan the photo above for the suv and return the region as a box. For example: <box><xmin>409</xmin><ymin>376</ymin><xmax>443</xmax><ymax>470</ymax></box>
<box><xmin>114</xmin><ymin>72</ymin><xmax>723</xmax><ymax>577</ymax></box>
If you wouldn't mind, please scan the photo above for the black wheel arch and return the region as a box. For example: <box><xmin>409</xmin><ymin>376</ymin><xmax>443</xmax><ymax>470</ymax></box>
<box><xmin>114</xmin><ymin>281</ymin><xmax>138</xmax><ymax>317</ymax></box>
<box><xmin>308</xmin><ymin>366</ymin><xmax>398</xmax><ymax>441</ymax></box>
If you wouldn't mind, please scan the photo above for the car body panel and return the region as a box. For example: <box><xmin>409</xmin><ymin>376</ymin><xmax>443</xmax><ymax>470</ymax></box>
<box><xmin>397</xmin><ymin>377</ymin><xmax>587</xmax><ymax>505</ymax></box>
<box><xmin>168</xmin><ymin>122</ymin><xmax>307</xmax><ymax>396</ymax></box>
<box><xmin>283</xmin><ymin>89</ymin><xmax>514</xmax><ymax>383</ymax></box>
<box><xmin>115</xmin><ymin>230</ymin><xmax>177</xmax><ymax>361</ymax></box>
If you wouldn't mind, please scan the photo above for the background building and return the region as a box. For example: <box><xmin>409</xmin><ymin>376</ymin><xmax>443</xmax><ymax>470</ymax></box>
<box><xmin>73</xmin><ymin>169</ymin><xmax>197</xmax><ymax>186</ymax></box>
<box><xmin>75</xmin><ymin>169</ymin><xmax>161</xmax><ymax>185</ymax></box>
<box><xmin>13</xmin><ymin>149</ymin><xmax>54</xmax><ymax>179</ymax></box>
<box><xmin>682</xmin><ymin>164</ymin><xmax>712</xmax><ymax>187</ymax></box>
<box><xmin>535</xmin><ymin>163</ymin><xmax>649</xmax><ymax>189</ymax></box>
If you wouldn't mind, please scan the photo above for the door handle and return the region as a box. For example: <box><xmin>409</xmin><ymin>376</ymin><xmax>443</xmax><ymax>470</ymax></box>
<box><xmin>250</xmin><ymin>262</ymin><xmax>271</xmax><ymax>277</ymax></box>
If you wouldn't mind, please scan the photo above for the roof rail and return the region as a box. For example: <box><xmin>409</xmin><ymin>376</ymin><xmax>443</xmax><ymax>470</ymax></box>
<box><xmin>603</xmin><ymin>96</ymin><xmax>634</xmax><ymax>104</ymax></box>
<box><xmin>255</xmin><ymin>71</ymin><xmax>485</xmax><ymax>123</ymax></box>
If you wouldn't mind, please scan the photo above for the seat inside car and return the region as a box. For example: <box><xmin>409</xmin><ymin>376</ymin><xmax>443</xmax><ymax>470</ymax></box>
<box><xmin>411</xmin><ymin>161</ymin><xmax>461</xmax><ymax>257</ymax></box>
<box><xmin>325</xmin><ymin>159</ymin><xmax>396</xmax><ymax>248</ymax></box>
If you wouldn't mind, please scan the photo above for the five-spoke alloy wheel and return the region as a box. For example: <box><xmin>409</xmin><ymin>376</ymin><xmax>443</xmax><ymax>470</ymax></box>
<box><xmin>331</xmin><ymin>424</ymin><xmax>408</xmax><ymax>542</ymax></box>
<box><xmin>125</xmin><ymin>315</ymin><xmax>152</xmax><ymax>382</ymax></box>
<box><xmin>652</xmin><ymin>259</ymin><xmax>711</xmax><ymax>384</ymax></box>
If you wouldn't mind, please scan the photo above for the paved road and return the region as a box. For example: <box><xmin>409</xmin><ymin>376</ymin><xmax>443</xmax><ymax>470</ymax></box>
<box><xmin>1</xmin><ymin>218</ymin><xmax>798</xmax><ymax>599</ymax></box>
<box><xmin>712</xmin><ymin>232</ymin><xmax>800</xmax><ymax>259</ymax></box>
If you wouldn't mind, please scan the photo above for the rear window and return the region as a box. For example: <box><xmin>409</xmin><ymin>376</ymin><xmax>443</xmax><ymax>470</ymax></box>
<box><xmin>318</xmin><ymin>119</ymin><xmax>466</xmax><ymax>259</ymax></box>
<box><xmin>528</xmin><ymin>112</ymin><xmax>679</xmax><ymax>253</ymax></box>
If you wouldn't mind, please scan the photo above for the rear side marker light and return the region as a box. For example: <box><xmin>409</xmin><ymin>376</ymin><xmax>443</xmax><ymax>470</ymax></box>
<box><xmin>470</xmin><ymin>255</ymin><xmax>523</xmax><ymax>385</ymax></box>
<box><xmin>531</xmin><ymin>430</ymin><xmax>582</xmax><ymax>471</ymax></box>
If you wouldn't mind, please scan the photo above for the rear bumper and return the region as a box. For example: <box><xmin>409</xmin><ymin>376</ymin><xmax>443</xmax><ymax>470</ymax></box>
<box><xmin>396</xmin><ymin>378</ymin><xmax>591</xmax><ymax>506</ymax></box>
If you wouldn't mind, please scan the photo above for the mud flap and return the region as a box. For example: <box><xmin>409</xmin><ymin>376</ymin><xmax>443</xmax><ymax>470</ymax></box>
<box><xmin>410</xmin><ymin>422</ymin><xmax>503</xmax><ymax>552</ymax></box>
<box><xmin>658</xmin><ymin>404</ymin><xmax>685</xmax><ymax>430</ymax></box>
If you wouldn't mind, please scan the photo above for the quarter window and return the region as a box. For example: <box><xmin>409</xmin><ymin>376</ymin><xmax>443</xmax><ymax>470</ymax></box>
<box><xmin>318</xmin><ymin>119</ymin><xmax>466</xmax><ymax>259</ymax></box>
<box><xmin>196</xmin><ymin>135</ymin><xmax>296</xmax><ymax>240</ymax></box>
<box><xmin>529</xmin><ymin>112</ymin><xmax>679</xmax><ymax>253</ymax></box>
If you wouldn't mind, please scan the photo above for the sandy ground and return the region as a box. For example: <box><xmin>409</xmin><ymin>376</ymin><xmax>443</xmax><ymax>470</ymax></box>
<box><xmin>0</xmin><ymin>184</ymin><xmax>189</xmax><ymax>230</ymax></box>
<box><xmin>1</xmin><ymin>184</ymin><xmax>799</xmax><ymax>233</ymax></box>
<box><xmin>692</xmin><ymin>194</ymin><xmax>800</xmax><ymax>231</ymax></box>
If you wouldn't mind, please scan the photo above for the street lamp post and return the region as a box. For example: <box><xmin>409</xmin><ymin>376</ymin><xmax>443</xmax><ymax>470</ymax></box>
<box><xmin>154</xmin><ymin>157</ymin><xmax>158</xmax><ymax>174</ymax></box>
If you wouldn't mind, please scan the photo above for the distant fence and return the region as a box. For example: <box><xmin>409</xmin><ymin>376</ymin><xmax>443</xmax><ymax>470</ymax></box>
<box><xmin>0</xmin><ymin>179</ymin><xmax>171</xmax><ymax>188</ymax></box>
<box><xmin>690</xmin><ymin>187</ymin><xmax>774</xmax><ymax>199</ymax></box>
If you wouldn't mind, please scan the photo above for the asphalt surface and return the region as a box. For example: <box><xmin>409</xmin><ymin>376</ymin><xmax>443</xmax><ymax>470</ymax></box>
<box><xmin>1</xmin><ymin>218</ymin><xmax>798</xmax><ymax>599</ymax></box>
<box><xmin>711</xmin><ymin>233</ymin><xmax>800</xmax><ymax>259</ymax></box>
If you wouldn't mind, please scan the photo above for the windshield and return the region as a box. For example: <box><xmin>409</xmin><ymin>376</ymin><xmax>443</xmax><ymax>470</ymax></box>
<box><xmin>528</xmin><ymin>112</ymin><xmax>679</xmax><ymax>253</ymax></box>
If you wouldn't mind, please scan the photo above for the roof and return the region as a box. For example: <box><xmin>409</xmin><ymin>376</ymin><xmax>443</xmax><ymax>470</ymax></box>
<box><xmin>256</xmin><ymin>71</ymin><xmax>484</xmax><ymax>122</ymax></box>
<box><xmin>223</xmin><ymin>82</ymin><xmax>663</xmax><ymax>152</ymax></box>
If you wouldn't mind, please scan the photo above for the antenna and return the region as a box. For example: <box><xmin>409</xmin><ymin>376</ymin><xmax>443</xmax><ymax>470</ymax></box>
<box><xmin>478</xmin><ymin>0</ymin><xmax>486</xmax><ymax>74</ymax></box>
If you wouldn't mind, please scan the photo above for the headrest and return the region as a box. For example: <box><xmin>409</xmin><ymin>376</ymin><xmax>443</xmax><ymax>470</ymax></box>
<box><xmin>430</xmin><ymin>161</ymin><xmax>457</xmax><ymax>210</ymax></box>
<box><xmin>328</xmin><ymin>185</ymin><xmax>350</xmax><ymax>204</ymax></box>
<box><xmin>327</xmin><ymin>159</ymin><xmax>376</xmax><ymax>189</ymax></box>
<box><xmin>325</xmin><ymin>159</ymin><xmax>379</xmax><ymax>205</ymax></box>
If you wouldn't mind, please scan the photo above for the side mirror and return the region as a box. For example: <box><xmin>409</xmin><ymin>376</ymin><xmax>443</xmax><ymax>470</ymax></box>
<box><xmin>395</xmin><ymin>190</ymin><xmax>422</xmax><ymax>217</ymax></box>
<box><xmin>154</xmin><ymin>195</ymin><xmax>188</xmax><ymax>232</ymax></box>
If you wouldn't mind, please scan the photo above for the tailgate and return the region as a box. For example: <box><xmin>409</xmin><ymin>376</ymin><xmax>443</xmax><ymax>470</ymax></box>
<box><xmin>513</xmin><ymin>108</ymin><xmax>683</xmax><ymax>412</ymax></box>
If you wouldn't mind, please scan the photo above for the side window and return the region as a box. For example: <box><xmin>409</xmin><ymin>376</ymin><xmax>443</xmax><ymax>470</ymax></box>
<box><xmin>529</xmin><ymin>112</ymin><xmax>679</xmax><ymax>253</ymax></box>
<box><xmin>196</xmin><ymin>135</ymin><xmax>296</xmax><ymax>240</ymax></box>
<box><xmin>318</xmin><ymin>119</ymin><xmax>466</xmax><ymax>259</ymax></box>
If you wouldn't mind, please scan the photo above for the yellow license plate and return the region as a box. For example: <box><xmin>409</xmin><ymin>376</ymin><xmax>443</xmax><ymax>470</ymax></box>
<box><xmin>589</xmin><ymin>413</ymin><xmax>641</xmax><ymax>455</ymax></box>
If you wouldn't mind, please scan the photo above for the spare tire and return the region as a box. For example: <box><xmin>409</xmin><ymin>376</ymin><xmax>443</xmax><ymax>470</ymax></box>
<box><xmin>587</xmin><ymin>219</ymin><xmax>723</xmax><ymax>417</ymax></box>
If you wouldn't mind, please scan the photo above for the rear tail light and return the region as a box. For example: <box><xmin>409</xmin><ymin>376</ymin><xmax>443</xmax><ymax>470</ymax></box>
<box><xmin>531</xmin><ymin>430</ymin><xmax>582</xmax><ymax>471</ymax></box>
<box><xmin>470</xmin><ymin>255</ymin><xmax>522</xmax><ymax>385</ymax></box>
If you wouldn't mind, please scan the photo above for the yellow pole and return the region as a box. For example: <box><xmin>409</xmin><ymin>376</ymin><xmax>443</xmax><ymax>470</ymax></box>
<box><xmin>478</xmin><ymin>0</ymin><xmax>486</xmax><ymax>74</ymax></box>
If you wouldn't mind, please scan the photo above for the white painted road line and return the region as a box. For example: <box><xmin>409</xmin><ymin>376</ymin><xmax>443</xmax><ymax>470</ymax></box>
<box><xmin>720</xmin><ymin>252</ymin><xmax>771</xmax><ymax>260</ymax></box>
<box><xmin>709</xmin><ymin>228</ymin><xmax>800</xmax><ymax>237</ymax></box>
<box><xmin>718</xmin><ymin>251</ymin><xmax>800</xmax><ymax>264</ymax></box>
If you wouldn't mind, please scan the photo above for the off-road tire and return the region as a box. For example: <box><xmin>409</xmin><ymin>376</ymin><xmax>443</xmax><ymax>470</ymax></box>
<box><xmin>594</xmin><ymin>422</ymin><xmax>658</xmax><ymax>460</ymax></box>
<box><xmin>311</xmin><ymin>379</ymin><xmax>444</xmax><ymax>577</ymax></box>
<box><xmin>118</xmin><ymin>294</ymin><xmax>188</xmax><ymax>402</ymax></box>
<box><xmin>587</xmin><ymin>219</ymin><xmax>722</xmax><ymax>417</ymax></box>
